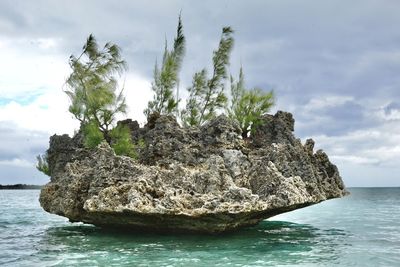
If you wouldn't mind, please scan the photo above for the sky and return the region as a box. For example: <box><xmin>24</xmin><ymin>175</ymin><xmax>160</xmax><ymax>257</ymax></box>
<box><xmin>0</xmin><ymin>0</ymin><xmax>399</xmax><ymax>187</ymax></box>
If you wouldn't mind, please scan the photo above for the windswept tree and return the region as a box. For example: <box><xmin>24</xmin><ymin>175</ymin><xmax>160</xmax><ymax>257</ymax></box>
<box><xmin>36</xmin><ymin>154</ymin><xmax>50</xmax><ymax>176</ymax></box>
<box><xmin>144</xmin><ymin>15</ymin><xmax>186</xmax><ymax>117</ymax></box>
<box><xmin>181</xmin><ymin>27</ymin><xmax>234</xmax><ymax>126</ymax></box>
<box><xmin>65</xmin><ymin>34</ymin><xmax>134</xmax><ymax>155</ymax></box>
<box><xmin>228</xmin><ymin>66</ymin><xmax>275</xmax><ymax>138</ymax></box>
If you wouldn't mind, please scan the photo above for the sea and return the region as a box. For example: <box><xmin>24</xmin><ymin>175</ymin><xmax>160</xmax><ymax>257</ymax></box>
<box><xmin>0</xmin><ymin>188</ymin><xmax>399</xmax><ymax>267</ymax></box>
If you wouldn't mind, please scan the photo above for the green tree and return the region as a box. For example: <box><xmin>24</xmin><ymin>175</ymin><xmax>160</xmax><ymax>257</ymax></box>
<box><xmin>110</xmin><ymin>125</ymin><xmax>137</xmax><ymax>158</ymax></box>
<box><xmin>181</xmin><ymin>27</ymin><xmax>234</xmax><ymax>126</ymax></box>
<box><xmin>144</xmin><ymin>15</ymin><xmax>186</xmax><ymax>118</ymax></box>
<box><xmin>65</xmin><ymin>34</ymin><xmax>128</xmax><ymax>146</ymax></box>
<box><xmin>228</xmin><ymin>67</ymin><xmax>275</xmax><ymax>138</ymax></box>
<box><xmin>36</xmin><ymin>154</ymin><xmax>50</xmax><ymax>176</ymax></box>
<box><xmin>82</xmin><ymin>121</ymin><xmax>105</xmax><ymax>148</ymax></box>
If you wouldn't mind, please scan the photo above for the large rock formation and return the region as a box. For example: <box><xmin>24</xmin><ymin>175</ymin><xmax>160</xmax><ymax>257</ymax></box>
<box><xmin>40</xmin><ymin>111</ymin><xmax>347</xmax><ymax>233</ymax></box>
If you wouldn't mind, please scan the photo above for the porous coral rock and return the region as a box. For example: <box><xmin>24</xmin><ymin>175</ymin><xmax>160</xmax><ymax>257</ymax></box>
<box><xmin>40</xmin><ymin>111</ymin><xmax>347</xmax><ymax>233</ymax></box>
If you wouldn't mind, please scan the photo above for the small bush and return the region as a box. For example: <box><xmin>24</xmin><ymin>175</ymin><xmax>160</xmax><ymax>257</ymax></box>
<box><xmin>110</xmin><ymin>125</ymin><xmax>137</xmax><ymax>158</ymax></box>
<box><xmin>228</xmin><ymin>67</ymin><xmax>275</xmax><ymax>138</ymax></box>
<box><xmin>83</xmin><ymin>122</ymin><xmax>105</xmax><ymax>148</ymax></box>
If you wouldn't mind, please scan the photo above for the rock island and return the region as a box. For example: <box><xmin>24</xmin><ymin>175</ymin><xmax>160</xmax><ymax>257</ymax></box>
<box><xmin>40</xmin><ymin>111</ymin><xmax>347</xmax><ymax>233</ymax></box>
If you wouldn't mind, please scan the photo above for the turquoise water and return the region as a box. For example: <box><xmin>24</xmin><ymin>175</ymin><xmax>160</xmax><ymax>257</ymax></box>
<box><xmin>0</xmin><ymin>188</ymin><xmax>399</xmax><ymax>266</ymax></box>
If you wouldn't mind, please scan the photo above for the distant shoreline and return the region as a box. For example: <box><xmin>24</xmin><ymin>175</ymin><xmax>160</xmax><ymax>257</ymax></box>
<box><xmin>0</xmin><ymin>184</ymin><xmax>43</xmax><ymax>190</ymax></box>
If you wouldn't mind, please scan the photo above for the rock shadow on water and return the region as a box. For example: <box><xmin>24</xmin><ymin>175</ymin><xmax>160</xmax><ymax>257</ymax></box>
<box><xmin>30</xmin><ymin>220</ymin><xmax>350</xmax><ymax>266</ymax></box>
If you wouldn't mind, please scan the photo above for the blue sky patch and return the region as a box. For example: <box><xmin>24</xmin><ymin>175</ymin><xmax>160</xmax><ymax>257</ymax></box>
<box><xmin>0</xmin><ymin>91</ymin><xmax>43</xmax><ymax>106</ymax></box>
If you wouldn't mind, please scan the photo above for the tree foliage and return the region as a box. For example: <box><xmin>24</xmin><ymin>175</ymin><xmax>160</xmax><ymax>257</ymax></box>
<box><xmin>36</xmin><ymin>15</ymin><xmax>279</xmax><ymax>177</ymax></box>
<box><xmin>228</xmin><ymin>67</ymin><xmax>275</xmax><ymax>138</ymax></box>
<box><xmin>181</xmin><ymin>27</ymin><xmax>234</xmax><ymax>127</ymax></box>
<box><xmin>36</xmin><ymin>154</ymin><xmax>50</xmax><ymax>176</ymax></box>
<box><xmin>82</xmin><ymin>121</ymin><xmax>105</xmax><ymax>148</ymax></box>
<box><xmin>144</xmin><ymin>15</ymin><xmax>186</xmax><ymax>117</ymax></box>
<box><xmin>110</xmin><ymin>125</ymin><xmax>137</xmax><ymax>158</ymax></box>
<box><xmin>63</xmin><ymin>34</ymin><xmax>138</xmax><ymax>158</ymax></box>
<box><xmin>65</xmin><ymin>34</ymin><xmax>128</xmax><ymax>143</ymax></box>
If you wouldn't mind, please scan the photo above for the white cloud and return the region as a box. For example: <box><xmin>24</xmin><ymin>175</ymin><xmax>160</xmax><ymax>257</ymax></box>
<box><xmin>0</xmin><ymin>75</ymin><xmax>153</xmax><ymax>136</ymax></box>
<box><xmin>331</xmin><ymin>155</ymin><xmax>380</xmax><ymax>165</ymax></box>
<box><xmin>0</xmin><ymin>37</ymin><xmax>69</xmax><ymax>99</ymax></box>
<box><xmin>304</xmin><ymin>95</ymin><xmax>354</xmax><ymax>111</ymax></box>
<box><xmin>302</xmin><ymin>120</ymin><xmax>400</xmax><ymax>187</ymax></box>
<box><xmin>121</xmin><ymin>74</ymin><xmax>153</xmax><ymax>125</ymax></box>
<box><xmin>0</xmin><ymin>93</ymin><xmax>78</xmax><ymax>135</ymax></box>
<box><xmin>36</xmin><ymin>38</ymin><xmax>58</xmax><ymax>49</ymax></box>
<box><xmin>0</xmin><ymin>35</ymin><xmax>153</xmax><ymax>134</ymax></box>
<box><xmin>311</xmin><ymin>125</ymin><xmax>400</xmax><ymax>168</ymax></box>
<box><xmin>0</xmin><ymin>158</ymin><xmax>32</xmax><ymax>168</ymax></box>
<box><xmin>376</xmin><ymin>104</ymin><xmax>400</xmax><ymax>121</ymax></box>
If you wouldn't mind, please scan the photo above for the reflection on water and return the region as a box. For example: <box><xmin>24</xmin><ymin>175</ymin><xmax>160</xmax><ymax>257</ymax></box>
<box><xmin>27</xmin><ymin>221</ymin><xmax>349</xmax><ymax>266</ymax></box>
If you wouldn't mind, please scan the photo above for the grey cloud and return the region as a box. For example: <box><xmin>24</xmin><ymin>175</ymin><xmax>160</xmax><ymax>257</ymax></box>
<box><xmin>293</xmin><ymin>99</ymin><xmax>372</xmax><ymax>137</ymax></box>
<box><xmin>2</xmin><ymin>0</ymin><xmax>399</xmax><ymax>95</ymax></box>
<box><xmin>384</xmin><ymin>102</ymin><xmax>400</xmax><ymax>116</ymax></box>
<box><xmin>0</xmin><ymin>1</ymin><xmax>27</xmax><ymax>32</ymax></box>
<box><xmin>0</xmin><ymin>123</ymin><xmax>50</xmax><ymax>184</ymax></box>
<box><xmin>0</xmin><ymin>122</ymin><xmax>49</xmax><ymax>163</ymax></box>
<box><xmin>1</xmin><ymin>0</ymin><xmax>400</xmax><ymax>185</ymax></box>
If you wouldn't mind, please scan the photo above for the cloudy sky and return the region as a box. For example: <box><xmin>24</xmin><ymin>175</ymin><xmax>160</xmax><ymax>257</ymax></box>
<box><xmin>0</xmin><ymin>0</ymin><xmax>399</xmax><ymax>187</ymax></box>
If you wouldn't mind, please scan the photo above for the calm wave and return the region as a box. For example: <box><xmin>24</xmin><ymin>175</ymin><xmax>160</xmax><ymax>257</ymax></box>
<box><xmin>0</xmin><ymin>188</ymin><xmax>399</xmax><ymax>266</ymax></box>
